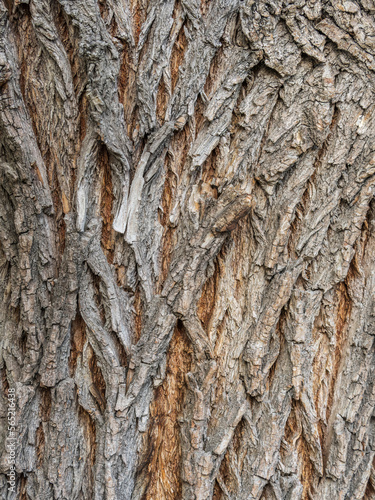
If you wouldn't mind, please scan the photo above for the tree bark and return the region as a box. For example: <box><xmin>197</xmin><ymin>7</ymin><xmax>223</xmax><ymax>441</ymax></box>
<box><xmin>1</xmin><ymin>0</ymin><xmax>375</xmax><ymax>498</ymax></box>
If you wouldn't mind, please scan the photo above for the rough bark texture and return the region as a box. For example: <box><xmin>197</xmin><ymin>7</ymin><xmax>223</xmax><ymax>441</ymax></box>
<box><xmin>1</xmin><ymin>0</ymin><xmax>375</xmax><ymax>499</ymax></box>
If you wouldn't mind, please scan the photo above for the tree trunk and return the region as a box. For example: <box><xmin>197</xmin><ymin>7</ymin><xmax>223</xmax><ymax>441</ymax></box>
<box><xmin>1</xmin><ymin>0</ymin><xmax>375</xmax><ymax>498</ymax></box>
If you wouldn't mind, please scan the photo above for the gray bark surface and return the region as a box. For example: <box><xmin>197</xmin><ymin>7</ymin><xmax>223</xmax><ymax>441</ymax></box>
<box><xmin>1</xmin><ymin>0</ymin><xmax>375</xmax><ymax>499</ymax></box>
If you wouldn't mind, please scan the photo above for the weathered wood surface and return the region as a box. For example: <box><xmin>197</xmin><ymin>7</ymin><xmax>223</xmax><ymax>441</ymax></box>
<box><xmin>1</xmin><ymin>0</ymin><xmax>375</xmax><ymax>498</ymax></box>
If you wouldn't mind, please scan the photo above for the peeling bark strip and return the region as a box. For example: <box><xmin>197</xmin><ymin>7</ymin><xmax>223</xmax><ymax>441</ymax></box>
<box><xmin>1</xmin><ymin>0</ymin><xmax>375</xmax><ymax>499</ymax></box>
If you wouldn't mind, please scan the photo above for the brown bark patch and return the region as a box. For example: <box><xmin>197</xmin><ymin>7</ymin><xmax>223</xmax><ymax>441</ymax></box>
<box><xmin>325</xmin><ymin>281</ymin><xmax>351</xmax><ymax>424</ymax></box>
<box><xmin>3</xmin><ymin>0</ymin><xmax>12</xmax><ymax>15</ymax></box>
<box><xmin>156</xmin><ymin>76</ymin><xmax>169</xmax><ymax>126</ymax></box>
<box><xmin>131</xmin><ymin>0</ymin><xmax>148</xmax><ymax>46</ymax></box>
<box><xmin>78</xmin><ymin>403</ymin><xmax>97</xmax><ymax>495</ymax></box>
<box><xmin>282</xmin><ymin>405</ymin><xmax>317</xmax><ymax>499</ymax></box>
<box><xmin>172</xmin><ymin>123</ymin><xmax>191</xmax><ymax>177</ymax></box>
<box><xmin>364</xmin><ymin>458</ymin><xmax>375</xmax><ymax>499</ymax></box>
<box><xmin>365</xmin><ymin>482</ymin><xmax>375</xmax><ymax>500</ymax></box>
<box><xmin>298</xmin><ymin>436</ymin><xmax>316</xmax><ymax>499</ymax></box>
<box><xmin>160</xmin><ymin>156</ymin><xmax>175</xmax><ymax>225</ymax></box>
<box><xmin>203</xmin><ymin>42</ymin><xmax>226</xmax><ymax>99</ymax></box>
<box><xmin>35</xmin><ymin>422</ymin><xmax>45</xmax><ymax>468</ymax></box>
<box><xmin>201</xmin><ymin>146</ymin><xmax>219</xmax><ymax>199</ymax></box>
<box><xmin>212</xmin><ymin>480</ymin><xmax>223</xmax><ymax>500</ymax></box>
<box><xmin>1</xmin><ymin>367</ymin><xmax>9</xmax><ymax>395</ymax></box>
<box><xmin>193</xmin><ymin>94</ymin><xmax>207</xmax><ymax>137</ymax></box>
<box><xmin>170</xmin><ymin>22</ymin><xmax>188</xmax><ymax>93</ymax></box>
<box><xmin>69</xmin><ymin>311</ymin><xmax>87</xmax><ymax>376</ymax></box>
<box><xmin>200</xmin><ymin>0</ymin><xmax>212</xmax><ymax>15</ymax></box>
<box><xmin>79</xmin><ymin>406</ymin><xmax>97</xmax><ymax>466</ymax></box>
<box><xmin>31</xmin><ymin>162</ymin><xmax>45</xmax><ymax>187</ymax></box>
<box><xmin>197</xmin><ymin>260</ymin><xmax>219</xmax><ymax>331</ymax></box>
<box><xmin>40</xmin><ymin>388</ymin><xmax>52</xmax><ymax>422</ymax></box>
<box><xmin>92</xmin><ymin>274</ymin><xmax>106</xmax><ymax>324</ymax></box>
<box><xmin>98</xmin><ymin>0</ymin><xmax>110</xmax><ymax>22</ymax></box>
<box><xmin>87</xmin><ymin>344</ymin><xmax>107</xmax><ymax>412</ymax></box>
<box><xmin>119</xmin><ymin>45</ymin><xmax>137</xmax><ymax>135</ymax></box>
<box><xmin>115</xmin><ymin>335</ymin><xmax>128</xmax><ymax>367</ymax></box>
<box><xmin>115</xmin><ymin>264</ymin><xmax>126</xmax><ymax>288</ymax></box>
<box><xmin>139</xmin><ymin>321</ymin><xmax>192</xmax><ymax>500</ymax></box>
<box><xmin>283</xmin><ymin>403</ymin><xmax>298</xmax><ymax>443</ymax></box>
<box><xmin>19</xmin><ymin>475</ymin><xmax>28</xmax><ymax>500</ymax></box>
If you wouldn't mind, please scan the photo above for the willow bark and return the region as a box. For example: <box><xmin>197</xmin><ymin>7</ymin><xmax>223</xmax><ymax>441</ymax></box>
<box><xmin>1</xmin><ymin>0</ymin><xmax>375</xmax><ymax>499</ymax></box>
